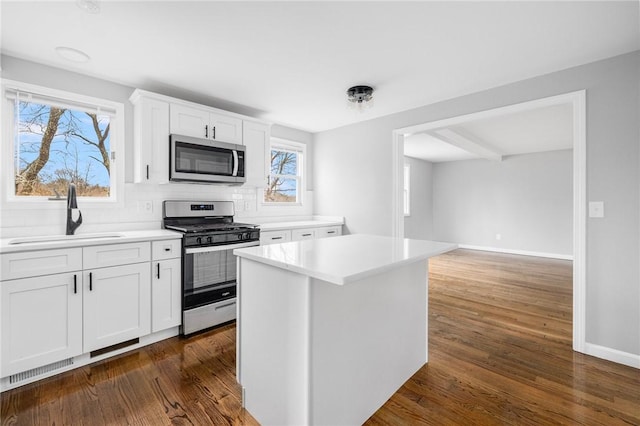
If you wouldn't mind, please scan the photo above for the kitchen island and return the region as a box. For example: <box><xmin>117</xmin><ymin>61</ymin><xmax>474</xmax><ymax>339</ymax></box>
<box><xmin>234</xmin><ymin>234</ymin><xmax>456</xmax><ymax>425</ymax></box>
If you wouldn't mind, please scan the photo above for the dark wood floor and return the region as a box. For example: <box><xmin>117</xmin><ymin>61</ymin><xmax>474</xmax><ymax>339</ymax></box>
<box><xmin>2</xmin><ymin>249</ymin><xmax>639</xmax><ymax>425</ymax></box>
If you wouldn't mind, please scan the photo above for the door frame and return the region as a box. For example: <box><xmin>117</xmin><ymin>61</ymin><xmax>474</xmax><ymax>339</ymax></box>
<box><xmin>391</xmin><ymin>90</ymin><xmax>587</xmax><ymax>353</ymax></box>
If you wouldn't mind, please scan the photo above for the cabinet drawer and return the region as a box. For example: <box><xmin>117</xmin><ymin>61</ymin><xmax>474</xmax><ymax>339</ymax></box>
<box><xmin>83</xmin><ymin>242</ymin><xmax>151</xmax><ymax>269</ymax></box>
<box><xmin>1</xmin><ymin>248</ymin><xmax>82</xmax><ymax>280</ymax></box>
<box><xmin>152</xmin><ymin>239</ymin><xmax>182</xmax><ymax>261</ymax></box>
<box><xmin>260</xmin><ymin>230</ymin><xmax>291</xmax><ymax>245</ymax></box>
<box><xmin>317</xmin><ymin>226</ymin><xmax>342</xmax><ymax>238</ymax></box>
<box><xmin>291</xmin><ymin>228</ymin><xmax>316</xmax><ymax>241</ymax></box>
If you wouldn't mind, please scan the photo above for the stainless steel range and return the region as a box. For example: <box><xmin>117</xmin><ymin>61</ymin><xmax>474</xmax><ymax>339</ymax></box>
<box><xmin>163</xmin><ymin>200</ymin><xmax>260</xmax><ymax>335</ymax></box>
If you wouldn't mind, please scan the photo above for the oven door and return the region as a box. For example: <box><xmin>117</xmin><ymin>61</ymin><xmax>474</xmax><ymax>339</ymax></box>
<box><xmin>183</xmin><ymin>241</ymin><xmax>259</xmax><ymax>310</ymax></box>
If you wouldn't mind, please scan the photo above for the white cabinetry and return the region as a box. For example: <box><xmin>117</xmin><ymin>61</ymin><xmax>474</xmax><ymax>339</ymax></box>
<box><xmin>1</xmin><ymin>272</ymin><xmax>83</xmax><ymax>376</ymax></box>
<box><xmin>83</xmin><ymin>263</ymin><xmax>151</xmax><ymax>352</ymax></box>
<box><xmin>170</xmin><ymin>103</ymin><xmax>242</xmax><ymax>144</ymax></box>
<box><xmin>261</xmin><ymin>225</ymin><xmax>342</xmax><ymax>245</ymax></box>
<box><xmin>131</xmin><ymin>92</ymin><xmax>170</xmax><ymax>184</ymax></box>
<box><xmin>260</xmin><ymin>230</ymin><xmax>292</xmax><ymax>245</ymax></box>
<box><xmin>151</xmin><ymin>240</ymin><xmax>182</xmax><ymax>332</ymax></box>
<box><xmin>292</xmin><ymin>228</ymin><xmax>316</xmax><ymax>241</ymax></box>
<box><xmin>243</xmin><ymin>120</ymin><xmax>271</xmax><ymax>188</ymax></box>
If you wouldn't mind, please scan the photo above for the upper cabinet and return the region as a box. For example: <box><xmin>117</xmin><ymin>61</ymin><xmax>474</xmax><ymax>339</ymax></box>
<box><xmin>243</xmin><ymin>120</ymin><xmax>270</xmax><ymax>188</ymax></box>
<box><xmin>170</xmin><ymin>104</ymin><xmax>242</xmax><ymax>144</ymax></box>
<box><xmin>130</xmin><ymin>89</ymin><xmax>269</xmax><ymax>186</ymax></box>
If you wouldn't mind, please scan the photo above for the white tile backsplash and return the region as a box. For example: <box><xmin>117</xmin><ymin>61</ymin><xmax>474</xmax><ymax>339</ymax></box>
<box><xmin>1</xmin><ymin>182</ymin><xmax>313</xmax><ymax>238</ymax></box>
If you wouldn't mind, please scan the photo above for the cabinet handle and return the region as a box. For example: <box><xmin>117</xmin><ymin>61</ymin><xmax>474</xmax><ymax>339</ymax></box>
<box><xmin>212</xmin><ymin>126</ymin><xmax>216</xmax><ymax>139</ymax></box>
<box><xmin>164</xmin><ymin>247</ymin><xmax>171</xmax><ymax>252</ymax></box>
<box><xmin>272</xmin><ymin>237</ymin><xmax>283</xmax><ymax>240</ymax></box>
<box><xmin>302</xmin><ymin>233</ymin><xmax>312</xmax><ymax>237</ymax></box>
<box><xmin>89</xmin><ymin>272</ymin><xmax>93</xmax><ymax>291</ymax></box>
<box><xmin>74</xmin><ymin>274</ymin><xmax>77</xmax><ymax>294</ymax></box>
<box><xmin>146</xmin><ymin>164</ymin><xmax>149</xmax><ymax>180</ymax></box>
<box><xmin>157</xmin><ymin>263</ymin><xmax>160</xmax><ymax>279</ymax></box>
<box><xmin>205</xmin><ymin>125</ymin><xmax>208</xmax><ymax>138</ymax></box>
<box><xmin>327</xmin><ymin>231</ymin><xmax>336</xmax><ymax>234</ymax></box>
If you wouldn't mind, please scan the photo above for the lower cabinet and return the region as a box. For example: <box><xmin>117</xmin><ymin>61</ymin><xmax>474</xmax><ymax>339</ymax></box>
<box><xmin>261</xmin><ymin>225</ymin><xmax>343</xmax><ymax>245</ymax></box>
<box><xmin>1</xmin><ymin>272</ymin><xmax>83</xmax><ymax>376</ymax></box>
<box><xmin>83</xmin><ymin>263</ymin><xmax>151</xmax><ymax>353</ymax></box>
<box><xmin>0</xmin><ymin>238</ymin><xmax>182</xmax><ymax>384</ymax></box>
<box><xmin>151</xmin><ymin>258</ymin><xmax>181</xmax><ymax>332</ymax></box>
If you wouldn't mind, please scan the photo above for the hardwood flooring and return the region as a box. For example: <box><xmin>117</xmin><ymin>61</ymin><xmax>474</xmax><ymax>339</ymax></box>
<box><xmin>2</xmin><ymin>249</ymin><xmax>639</xmax><ymax>425</ymax></box>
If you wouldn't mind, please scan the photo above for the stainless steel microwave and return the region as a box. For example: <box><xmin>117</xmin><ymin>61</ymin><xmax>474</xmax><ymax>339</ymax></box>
<box><xmin>169</xmin><ymin>134</ymin><xmax>246</xmax><ymax>184</ymax></box>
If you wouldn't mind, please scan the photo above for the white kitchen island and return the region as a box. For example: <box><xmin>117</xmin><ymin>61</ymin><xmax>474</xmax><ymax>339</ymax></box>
<box><xmin>234</xmin><ymin>234</ymin><xmax>456</xmax><ymax>426</ymax></box>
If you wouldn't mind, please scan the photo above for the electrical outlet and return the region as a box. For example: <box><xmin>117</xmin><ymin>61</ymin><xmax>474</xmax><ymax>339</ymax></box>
<box><xmin>138</xmin><ymin>200</ymin><xmax>153</xmax><ymax>213</ymax></box>
<box><xmin>235</xmin><ymin>201</ymin><xmax>244</xmax><ymax>212</ymax></box>
<box><xmin>244</xmin><ymin>201</ymin><xmax>251</xmax><ymax>211</ymax></box>
<box><xmin>589</xmin><ymin>201</ymin><xmax>604</xmax><ymax>218</ymax></box>
<box><xmin>495</xmin><ymin>234</ymin><xmax>501</xmax><ymax>241</ymax></box>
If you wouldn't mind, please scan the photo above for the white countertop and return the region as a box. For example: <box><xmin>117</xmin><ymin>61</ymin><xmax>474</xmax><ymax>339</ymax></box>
<box><xmin>234</xmin><ymin>234</ymin><xmax>457</xmax><ymax>285</ymax></box>
<box><xmin>0</xmin><ymin>229</ymin><xmax>182</xmax><ymax>254</ymax></box>
<box><xmin>259</xmin><ymin>219</ymin><xmax>343</xmax><ymax>231</ymax></box>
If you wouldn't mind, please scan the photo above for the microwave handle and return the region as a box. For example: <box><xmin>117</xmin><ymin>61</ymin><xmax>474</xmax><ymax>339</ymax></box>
<box><xmin>232</xmin><ymin>150</ymin><xmax>239</xmax><ymax>177</ymax></box>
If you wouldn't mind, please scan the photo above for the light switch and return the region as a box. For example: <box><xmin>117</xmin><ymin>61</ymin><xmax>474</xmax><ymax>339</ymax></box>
<box><xmin>589</xmin><ymin>201</ymin><xmax>604</xmax><ymax>218</ymax></box>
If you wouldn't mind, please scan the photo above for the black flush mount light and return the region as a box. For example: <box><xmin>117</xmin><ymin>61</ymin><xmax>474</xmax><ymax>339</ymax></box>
<box><xmin>347</xmin><ymin>85</ymin><xmax>374</xmax><ymax>111</ymax></box>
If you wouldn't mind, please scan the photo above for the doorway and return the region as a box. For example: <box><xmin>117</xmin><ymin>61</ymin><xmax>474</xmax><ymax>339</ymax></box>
<box><xmin>391</xmin><ymin>91</ymin><xmax>586</xmax><ymax>353</ymax></box>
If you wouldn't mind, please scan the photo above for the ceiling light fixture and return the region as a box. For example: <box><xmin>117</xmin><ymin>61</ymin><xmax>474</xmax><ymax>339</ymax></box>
<box><xmin>76</xmin><ymin>0</ymin><xmax>101</xmax><ymax>14</ymax></box>
<box><xmin>55</xmin><ymin>46</ymin><xmax>91</xmax><ymax>63</ymax></box>
<box><xmin>347</xmin><ymin>85</ymin><xmax>374</xmax><ymax>111</ymax></box>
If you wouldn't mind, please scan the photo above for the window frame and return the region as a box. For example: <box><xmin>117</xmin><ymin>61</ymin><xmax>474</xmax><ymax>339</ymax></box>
<box><xmin>262</xmin><ymin>137</ymin><xmax>306</xmax><ymax>207</ymax></box>
<box><xmin>403</xmin><ymin>163</ymin><xmax>411</xmax><ymax>216</ymax></box>
<box><xmin>1</xmin><ymin>79</ymin><xmax>125</xmax><ymax>209</ymax></box>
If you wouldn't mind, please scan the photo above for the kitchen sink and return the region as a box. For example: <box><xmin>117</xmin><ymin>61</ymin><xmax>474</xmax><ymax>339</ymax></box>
<box><xmin>8</xmin><ymin>233</ymin><xmax>125</xmax><ymax>245</ymax></box>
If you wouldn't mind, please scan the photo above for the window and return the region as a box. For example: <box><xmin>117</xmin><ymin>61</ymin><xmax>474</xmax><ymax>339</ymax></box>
<box><xmin>2</xmin><ymin>80</ymin><xmax>123</xmax><ymax>203</ymax></box>
<box><xmin>264</xmin><ymin>139</ymin><xmax>305</xmax><ymax>204</ymax></box>
<box><xmin>404</xmin><ymin>163</ymin><xmax>410</xmax><ymax>216</ymax></box>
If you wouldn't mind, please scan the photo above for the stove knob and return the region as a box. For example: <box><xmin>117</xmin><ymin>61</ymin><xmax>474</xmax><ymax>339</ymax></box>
<box><xmin>207</xmin><ymin>236</ymin><xmax>212</xmax><ymax>243</ymax></box>
<box><xmin>244</xmin><ymin>232</ymin><xmax>252</xmax><ymax>240</ymax></box>
<box><xmin>238</xmin><ymin>233</ymin><xmax>243</xmax><ymax>240</ymax></box>
<box><xmin>196</xmin><ymin>237</ymin><xmax>202</xmax><ymax>245</ymax></box>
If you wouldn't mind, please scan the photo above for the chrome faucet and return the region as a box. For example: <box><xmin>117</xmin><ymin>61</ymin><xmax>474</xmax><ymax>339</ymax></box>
<box><xmin>66</xmin><ymin>183</ymin><xmax>83</xmax><ymax>235</ymax></box>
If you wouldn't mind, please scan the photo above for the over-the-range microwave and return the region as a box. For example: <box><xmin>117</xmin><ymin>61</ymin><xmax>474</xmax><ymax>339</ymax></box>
<box><xmin>169</xmin><ymin>134</ymin><xmax>246</xmax><ymax>184</ymax></box>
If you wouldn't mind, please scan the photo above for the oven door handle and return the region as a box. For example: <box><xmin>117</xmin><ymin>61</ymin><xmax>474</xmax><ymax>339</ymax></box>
<box><xmin>185</xmin><ymin>241</ymin><xmax>259</xmax><ymax>255</ymax></box>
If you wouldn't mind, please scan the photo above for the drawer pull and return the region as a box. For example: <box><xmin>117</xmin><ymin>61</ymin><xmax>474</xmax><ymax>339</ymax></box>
<box><xmin>302</xmin><ymin>233</ymin><xmax>312</xmax><ymax>237</ymax></box>
<box><xmin>164</xmin><ymin>247</ymin><xmax>171</xmax><ymax>252</ymax></box>
<box><xmin>327</xmin><ymin>231</ymin><xmax>336</xmax><ymax>234</ymax></box>
<box><xmin>272</xmin><ymin>237</ymin><xmax>283</xmax><ymax>240</ymax></box>
<box><xmin>215</xmin><ymin>301</ymin><xmax>236</xmax><ymax>310</ymax></box>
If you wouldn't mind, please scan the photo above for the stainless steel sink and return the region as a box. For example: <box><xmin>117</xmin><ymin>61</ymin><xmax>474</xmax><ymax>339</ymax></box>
<box><xmin>8</xmin><ymin>233</ymin><xmax>125</xmax><ymax>245</ymax></box>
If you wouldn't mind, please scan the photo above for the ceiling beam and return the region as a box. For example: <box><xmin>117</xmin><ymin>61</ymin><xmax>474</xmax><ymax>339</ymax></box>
<box><xmin>432</xmin><ymin>128</ymin><xmax>503</xmax><ymax>161</ymax></box>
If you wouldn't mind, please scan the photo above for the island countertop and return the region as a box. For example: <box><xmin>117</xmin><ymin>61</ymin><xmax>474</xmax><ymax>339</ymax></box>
<box><xmin>234</xmin><ymin>234</ymin><xmax>457</xmax><ymax>285</ymax></box>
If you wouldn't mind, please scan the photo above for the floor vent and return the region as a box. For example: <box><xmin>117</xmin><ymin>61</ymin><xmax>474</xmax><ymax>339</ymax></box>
<box><xmin>9</xmin><ymin>358</ymin><xmax>74</xmax><ymax>384</ymax></box>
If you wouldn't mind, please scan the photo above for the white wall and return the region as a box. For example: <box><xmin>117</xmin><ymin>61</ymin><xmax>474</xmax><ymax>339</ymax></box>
<box><xmin>403</xmin><ymin>156</ymin><xmax>433</xmax><ymax>240</ymax></box>
<box><xmin>432</xmin><ymin>150</ymin><xmax>573</xmax><ymax>256</ymax></box>
<box><xmin>0</xmin><ymin>55</ymin><xmax>315</xmax><ymax>237</ymax></box>
<box><xmin>314</xmin><ymin>51</ymin><xmax>639</xmax><ymax>358</ymax></box>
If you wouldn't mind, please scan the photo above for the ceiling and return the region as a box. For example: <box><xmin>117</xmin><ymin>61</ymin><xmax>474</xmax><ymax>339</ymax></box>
<box><xmin>1</xmin><ymin>1</ymin><xmax>638</xmax><ymax>133</ymax></box>
<box><xmin>404</xmin><ymin>103</ymin><xmax>574</xmax><ymax>162</ymax></box>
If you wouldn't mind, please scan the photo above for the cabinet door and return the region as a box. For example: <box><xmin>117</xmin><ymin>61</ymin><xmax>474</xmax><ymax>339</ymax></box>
<box><xmin>83</xmin><ymin>263</ymin><xmax>151</xmax><ymax>353</ymax></box>
<box><xmin>210</xmin><ymin>112</ymin><xmax>243</xmax><ymax>144</ymax></box>
<box><xmin>133</xmin><ymin>96</ymin><xmax>169</xmax><ymax>183</ymax></box>
<box><xmin>170</xmin><ymin>104</ymin><xmax>210</xmax><ymax>139</ymax></box>
<box><xmin>243</xmin><ymin>120</ymin><xmax>270</xmax><ymax>188</ymax></box>
<box><xmin>1</xmin><ymin>273</ymin><xmax>83</xmax><ymax>376</ymax></box>
<box><xmin>151</xmin><ymin>258</ymin><xmax>182</xmax><ymax>332</ymax></box>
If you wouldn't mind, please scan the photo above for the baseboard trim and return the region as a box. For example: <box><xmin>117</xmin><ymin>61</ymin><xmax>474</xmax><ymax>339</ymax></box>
<box><xmin>583</xmin><ymin>343</ymin><xmax>640</xmax><ymax>369</ymax></box>
<box><xmin>457</xmin><ymin>244</ymin><xmax>573</xmax><ymax>261</ymax></box>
